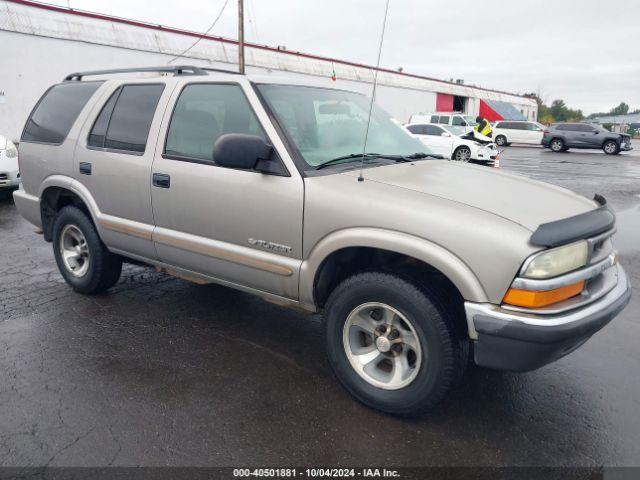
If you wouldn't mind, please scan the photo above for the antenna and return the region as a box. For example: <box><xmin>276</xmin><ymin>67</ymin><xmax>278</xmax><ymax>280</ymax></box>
<box><xmin>358</xmin><ymin>0</ymin><xmax>391</xmax><ymax>182</ymax></box>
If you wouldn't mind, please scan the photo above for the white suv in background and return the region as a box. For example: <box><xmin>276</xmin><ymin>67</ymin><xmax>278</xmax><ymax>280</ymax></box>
<box><xmin>0</xmin><ymin>135</ymin><xmax>19</xmax><ymax>200</ymax></box>
<box><xmin>492</xmin><ymin>121</ymin><xmax>545</xmax><ymax>146</ymax></box>
<box><xmin>408</xmin><ymin>113</ymin><xmax>477</xmax><ymax>132</ymax></box>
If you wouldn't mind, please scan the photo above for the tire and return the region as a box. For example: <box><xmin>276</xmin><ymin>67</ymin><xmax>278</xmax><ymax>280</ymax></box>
<box><xmin>603</xmin><ymin>140</ymin><xmax>619</xmax><ymax>155</ymax></box>
<box><xmin>324</xmin><ymin>272</ymin><xmax>467</xmax><ymax>416</ymax></box>
<box><xmin>52</xmin><ymin>205</ymin><xmax>122</xmax><ymax>294</ymax></box>
<box><xmin>453</xmin><ymin>146</ymin><xmax>472</xmax><ymax>162</ymax></box>
<box><xmin>550</xmin><ymin>138</ymin><xmax>565</xmax><ymax>152</ymax></box>
<box><xmin>495</xmin><ymin>135</ymin><xmax>507</xmax><ymax>147</ymax></box>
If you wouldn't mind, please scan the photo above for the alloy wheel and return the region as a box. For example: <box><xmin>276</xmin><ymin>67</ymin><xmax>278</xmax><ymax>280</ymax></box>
<box><xmin>342</xmin><ymin>302</ymin><xmax>422</xmax><ymax>390</ymax></box>
<box><xmin>59</xmin><ymin>224</ymin><xmax>90</xmax><ymax>277</ymax></box>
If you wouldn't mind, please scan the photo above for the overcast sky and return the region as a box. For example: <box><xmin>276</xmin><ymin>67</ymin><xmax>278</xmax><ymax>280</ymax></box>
<box><xmin>50</xmin><ymin>0</ymin><xmax>640</xmax><ymax>114</ymax></box>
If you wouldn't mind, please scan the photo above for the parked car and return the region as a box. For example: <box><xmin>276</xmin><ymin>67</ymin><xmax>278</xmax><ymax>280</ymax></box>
<box><xmin>14</xmin><ymin>66</ymin><xmax>630</xmax><ymax>416</ymax></box>
<box><xmin>542</xmin><ymin>123</ymin><xmax>633</xmax><ymax>155</ymax></box>
<box><xmin>492</xmin><ymin>120</ymin><xmax>545</xmax><ymax>146</ymax></box>
<box><xmin>0</xmin><ymin>135</ymin><xmax>19</xmax><ymax>200</ymax></box>
<box><xmin>408</xmin><ymin>113</ymin><xmax>477</xmax><ymax>131</ymax></box>
<box><xmin>405</xmin><ymin>123</ymin><xmax>498</xmax><ymax>164</ymax></box>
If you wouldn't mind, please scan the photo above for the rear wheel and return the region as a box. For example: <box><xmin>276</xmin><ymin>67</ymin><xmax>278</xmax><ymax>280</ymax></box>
<box><xmin>495</xmin><ymin>135</ymin><xmax>507</xmax><ymax>147</ymax></box>
<box><xmin>550</xmin><ymin>138</ymin><xmax>565</xmax><ymax>152</ymax></box>
<box><xmin>52</xmin><ymin>206</ymin><xmax>122</xmax><ymax>294</ymax></box>
<box><xmin>324</xmin><ymin>272</ymin><xmax>466</xmax><ymax>416</ymax></box>
<box><xmin>453</xmin><ymin>146</ymin><xmax>472</xmax><ymax>162</ymax></box>
<box><xmin>603</xmin><ymin>140</ymin><xmax>619</xmax><ymax>155</ymax></box>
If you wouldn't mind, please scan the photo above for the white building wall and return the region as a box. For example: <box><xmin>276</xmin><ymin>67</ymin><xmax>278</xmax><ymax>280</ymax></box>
<box><xmin>0</xmin><ymin>0</ymin><xmax>536</xmax><ymax>141</ymax></box>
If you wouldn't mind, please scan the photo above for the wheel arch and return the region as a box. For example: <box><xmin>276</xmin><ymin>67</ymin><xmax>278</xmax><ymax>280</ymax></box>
<box><xmin>299</xmin><ymin>228</ymin><xmax>488</xmax><ymax>311</ymax></box>
<box><xmin>39</xmin><ymin>176</ymin><xmax>100</xmax><ymax>242</ymax></box>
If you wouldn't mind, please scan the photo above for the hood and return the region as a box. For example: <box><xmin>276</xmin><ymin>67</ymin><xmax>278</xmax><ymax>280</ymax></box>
<box><xmin>342</xmin><ymin>161</ymin><xmax>597</xmax><ymax>231</ymax></box>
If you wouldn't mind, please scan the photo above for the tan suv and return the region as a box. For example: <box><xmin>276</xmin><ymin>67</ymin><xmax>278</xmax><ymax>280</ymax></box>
<box><xmin>14</xmin><ymin>66</ymin><xmax>630</xmax><ymax>415</ymax></box>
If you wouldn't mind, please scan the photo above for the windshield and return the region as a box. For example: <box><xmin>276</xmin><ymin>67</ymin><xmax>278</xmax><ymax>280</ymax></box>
<box><xmin>256</xmin><ymin>84</ymin><xmax>429</xmax><ymax>171</ymax></box>
<box><xmin>463</xmin><ymin>115</ymin><xmax>478</xmax><ymax>126</ymax></box>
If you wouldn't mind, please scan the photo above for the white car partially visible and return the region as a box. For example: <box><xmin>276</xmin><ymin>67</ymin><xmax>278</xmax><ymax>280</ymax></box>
<box><xmin>0</xmin><ymin>135</ymin><xmax>20</xmax><ymax>199</ymax></box>
<box><xmin>405</xmin><ymin>123</ymin><xmax>498</xmax><ymax>164</ymax></box>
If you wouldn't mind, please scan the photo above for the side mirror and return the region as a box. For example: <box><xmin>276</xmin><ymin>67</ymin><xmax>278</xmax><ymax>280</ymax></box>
<box><xmin>594</xmin><ymin>130</ymin><xmax>599</xmax><ymax>134</ymax></box>
<box><xmin>213</xmin><ymin>134</ymin><xmax>285</xmax><ymax>175</ymax></box>
<box><xmin>441</xmin><ymin>132</ymin><xmax>451</xmax><ymax>137</ymax></box>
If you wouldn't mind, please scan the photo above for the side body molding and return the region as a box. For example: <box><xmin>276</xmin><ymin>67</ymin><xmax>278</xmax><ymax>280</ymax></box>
<box><xmin>298</xmin><ymin>228</ymin><xmax>489</xmax><ymax>310</ymax></box>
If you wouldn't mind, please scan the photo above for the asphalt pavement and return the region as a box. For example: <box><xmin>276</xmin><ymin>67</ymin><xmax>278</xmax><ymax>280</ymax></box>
<box><xmin>0</xmin><ymin>144</ymin><xmax>639</xmax><ymax>468</ymax></box>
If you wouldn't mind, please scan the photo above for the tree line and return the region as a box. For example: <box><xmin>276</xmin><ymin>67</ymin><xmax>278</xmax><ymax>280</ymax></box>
<box><xmin>523</xmin><ymin>93</ymin><xmax>638</xmax><ymax>124</ymax></box>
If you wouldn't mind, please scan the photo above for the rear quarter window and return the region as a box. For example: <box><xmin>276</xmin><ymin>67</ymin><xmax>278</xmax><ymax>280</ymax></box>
<box><xmin>21</xmin><ymin>82</ymin><xmax>103</xmax><ymax>144</ymax></box>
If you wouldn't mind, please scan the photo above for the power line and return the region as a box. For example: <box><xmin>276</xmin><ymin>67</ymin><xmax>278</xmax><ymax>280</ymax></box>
<box><xmin>167</xmin><ymin>0</ymin><xmax>231</xmax><ymax>64</ymax></box>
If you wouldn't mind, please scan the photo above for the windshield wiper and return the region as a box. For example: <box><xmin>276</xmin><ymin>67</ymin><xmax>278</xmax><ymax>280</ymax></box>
<box><xmin>315</xmin><ymin>152</ymin><xmax>439</xmax><ymax>170</ymax></box>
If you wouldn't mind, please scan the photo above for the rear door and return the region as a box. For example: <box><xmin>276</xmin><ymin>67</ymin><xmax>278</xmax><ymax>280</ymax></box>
<box><xmin>424</xmin><ymin>124</ymin><xmax>453</xmax><ymax>156</ymax></box>
<box><xmin>562</xmin><ymin>124</ymin><xmax>582</xmax><ymax>146</ymax></box>
<box><xmin>150</xmin><ymin>80</ymin><xmax>303</xmax><ymax>299</ymax></box>
<box><xmin>77</xmin><ymin>81</ymin><xmax>170</xmax><ymax>260</ymax></box>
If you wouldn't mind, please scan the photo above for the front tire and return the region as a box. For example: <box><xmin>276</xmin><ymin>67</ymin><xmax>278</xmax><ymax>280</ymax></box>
<box><xmin>603</xmin><ymin>140</ymin><xmax>619</xmax><ymax>155</ymax></box>
<box><xmin>452</xmin><ymin>146</ymin><xmax>472</xmax><ymax>162</ymax></box>
<box><xmin>324</xmin><ymin>272</ymin><xmax>466</xmax><ymax>416</ymax></box>
<box><xmin>52</xmin><ymin>206</ymin><xmax>122</xmax><ymax>294</ymax></box>
<box><xmin>550</xmin><ymin>138</ymin><xmax>565</xmax><ymax>152</ymax></box>
<box><xmin>495</xmin><ymin>135</ymin><xmax>507</xmax><ymax>147</ymax></box>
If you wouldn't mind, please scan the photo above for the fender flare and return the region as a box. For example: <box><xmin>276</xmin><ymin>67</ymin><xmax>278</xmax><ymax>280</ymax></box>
<box><xmin>299</xmin><ymin>227</ymin><xmax>489</xmax><ymax>309</ymax></box>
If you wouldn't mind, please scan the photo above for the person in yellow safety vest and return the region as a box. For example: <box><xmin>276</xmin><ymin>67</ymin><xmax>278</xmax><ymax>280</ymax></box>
<box><xmin>474</xmin><ymin>116</ymin><xmax>493</xmax><ymax>138</ymax></box>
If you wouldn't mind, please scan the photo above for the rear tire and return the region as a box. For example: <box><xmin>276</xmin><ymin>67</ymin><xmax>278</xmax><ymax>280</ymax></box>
<box><xmin>324</xmin><ymin>272</ymin><xmax>466</xmax><ymax>416</ymax></box>
<box><xmin>603</xmin><ymin>140</ymin><xmax>619</xmax><ymax>155</ymax></box>
<box><xmin>495</xmin><ymin>135</ymin><xmax>507</xmax><ymax>147</ymax></box>
<box><xmin>52</xmin><ymin>206</ymin><xmax>122</xmax><ymax>294</ymax></box>
<box><xmin>550</xmin><ymin>138</ymin><xmax>565</xmax><ymax>152</ymax></box>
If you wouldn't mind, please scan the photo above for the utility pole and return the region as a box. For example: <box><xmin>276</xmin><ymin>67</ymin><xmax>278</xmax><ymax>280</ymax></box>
<box><xmin>238</xmin><ymin>0</ymin><xmax>245</xmax><ymax>74</ymax></box>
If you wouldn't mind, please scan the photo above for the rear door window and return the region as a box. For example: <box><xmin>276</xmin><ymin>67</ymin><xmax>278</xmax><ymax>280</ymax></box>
<box><xmin>451</xmin><ymin>116</ymin><xmax>465</xmax><ymax>126</ymax></box>
<box><xmin>430</xmin><ymin>115</ymin><xmax>439</xmax><ymax>123</ymax></box>
<box><xmin>103</xmin><ymin>84</ymin><xmax>164</xmax><ymax>153</ymax></box>
<box><xmin>22</xmin><ymin>81</ymin><xmax>104</xmax><ymax>144</ymax></box>
<box><xmin>438</xmin><ymin>116</ymin><xmax>450</xmax><ymax>124</ymax></box>
<box><xmin>406</xmin><ymin>125</ymin><xmax>424</xmax><ymax>135</ymax></box>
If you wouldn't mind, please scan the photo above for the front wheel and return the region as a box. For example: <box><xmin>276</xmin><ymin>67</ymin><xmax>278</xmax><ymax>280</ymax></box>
<box><xmin>452</xmin><ymin>146</ymin><xmax>472</xmax><ymax>162</ymax></box>
<box><xmin>324</xmin><ymin>272</ymin><xmax>466</xmax><ymax>416</ymax></box>
<box><xmin>495</xmin><ymin>135</ymin><xmax>507</xmax><ymax>147</ymax></box>
<box><xmin>603</xmin><ymin>140</ymin><xmax>619</xmax><ymax>155</ymax></box>
<box><xmin>52</xmin><ymin>206</ymin><xmax>122</xmax><ymax>294</ymax></box>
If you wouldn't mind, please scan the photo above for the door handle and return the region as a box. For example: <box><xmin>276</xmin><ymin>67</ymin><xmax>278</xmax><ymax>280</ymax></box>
<box><xmin>79</xmin><ymin>162</ymin><xmax>92</xmax><ymax>175</ymax></box>
<box><xmin>152</xmin><ymin>173</ymin><xmax>170</xmax><ymax>188</ymax></box>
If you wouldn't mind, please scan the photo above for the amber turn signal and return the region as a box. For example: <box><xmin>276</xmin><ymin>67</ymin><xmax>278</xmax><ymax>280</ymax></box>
<box><xmin>503</xmin><ymin>281</ymin><xmax>585</xmax><ymax>308</ymax></box>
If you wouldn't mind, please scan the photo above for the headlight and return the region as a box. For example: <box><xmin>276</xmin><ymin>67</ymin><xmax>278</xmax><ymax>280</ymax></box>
<box><xmin>522</xmin><ymin>240</ymin><xmax>588</xmax><ymax>279</ymax></box>
<box><xmin>5</xmin><ymin>148</ymin><xmax>17</xmax><ymax>158</ymax></box>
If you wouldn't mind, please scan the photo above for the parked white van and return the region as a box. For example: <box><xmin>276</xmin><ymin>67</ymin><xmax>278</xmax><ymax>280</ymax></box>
<box><xmin>492</xmin><ymin>121</ymin><xmax>545</xmax><ymax>146</ymax></box>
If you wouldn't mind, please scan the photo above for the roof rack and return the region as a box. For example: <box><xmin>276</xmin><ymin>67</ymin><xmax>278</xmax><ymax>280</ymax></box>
<box><xmin>63</xmin><ymin>65</ymin><xmax>240</xmax><ymax>81</ymax></box>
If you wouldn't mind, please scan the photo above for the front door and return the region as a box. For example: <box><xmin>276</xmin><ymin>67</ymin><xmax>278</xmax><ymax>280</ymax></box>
<box><xmin>150</xmin><ymin>81</ymin><xmax>304</xmax><ymax>299</ymax></box>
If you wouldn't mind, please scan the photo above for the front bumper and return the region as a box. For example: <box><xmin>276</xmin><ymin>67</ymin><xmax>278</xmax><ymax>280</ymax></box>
<box><xmin>464</xmin><ymin>264</ymin><xmax>630</xmax><ymax>371</ymax></box>
<box><xmin>0</xmin><ymin>171</ymin><xmax>20</xmax><ymax>189</ymax></box>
